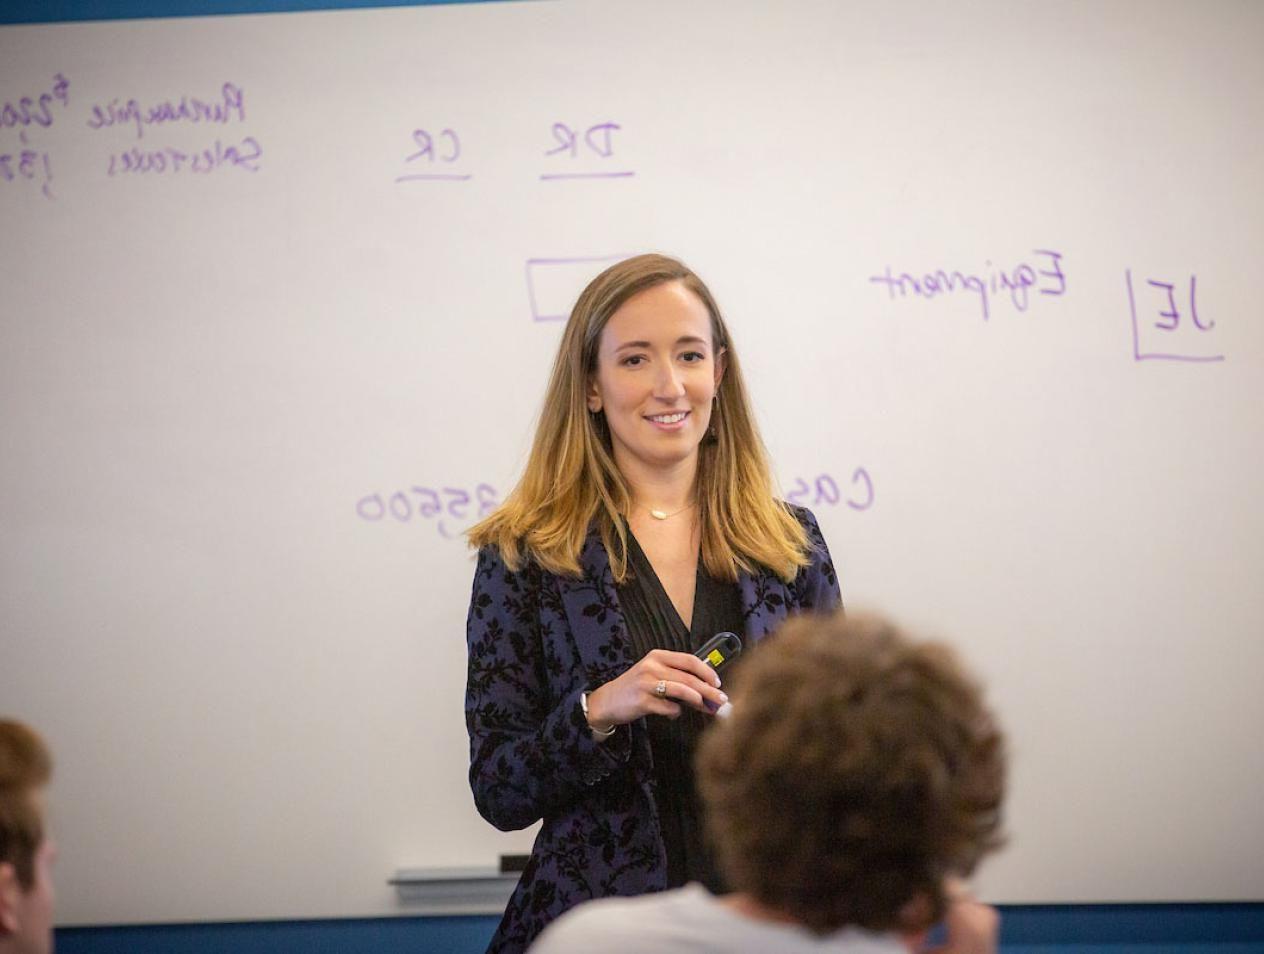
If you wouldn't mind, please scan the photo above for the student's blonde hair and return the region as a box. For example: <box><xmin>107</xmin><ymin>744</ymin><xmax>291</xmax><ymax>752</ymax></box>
<box><xmin>469</xmin><ymin>253</ymin><xmax>809</xmax><ymax>583</ymax></box>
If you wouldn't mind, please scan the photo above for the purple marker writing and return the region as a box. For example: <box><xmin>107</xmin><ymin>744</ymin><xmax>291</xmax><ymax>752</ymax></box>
<box><xmin>106</xmin><ymin>136</ymin><xmax>262</xmax><ymax>176</ymax></box>
<box><xmin>869</xmin><ymin>249</ymin><xmax>1066</xmax><ymax>320</ymax></box>
<box><xmin>87</xmin><ymin>82</ymin><xmax>246</xmax><ymax>141</ymax></box>
<box><xmin>784</xmin><ymin>469</ymin><xmax>874</xmax><ymax>512</ymax></box>
<box><xmin>0</xmin><ymin>74</ymin><xmax>69</xmax><ymax>130</ymax></box>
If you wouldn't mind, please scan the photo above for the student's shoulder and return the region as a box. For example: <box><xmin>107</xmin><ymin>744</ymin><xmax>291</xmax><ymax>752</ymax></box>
<box><xmin>530</xmin><ymin>886</ymin><xmax>710</xmax><ymax>952</ymax></box>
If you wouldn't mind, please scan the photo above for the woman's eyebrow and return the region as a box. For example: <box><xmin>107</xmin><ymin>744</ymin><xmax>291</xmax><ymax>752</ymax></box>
<box><xmin>613</xmin><ymin>336</ymin><xmax>708</xmax><ymax>352</ymax></box>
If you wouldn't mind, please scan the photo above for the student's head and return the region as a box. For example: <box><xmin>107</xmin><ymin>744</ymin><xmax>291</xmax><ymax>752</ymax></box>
<box><xmin>0</xmin><ymin>720</ymin><xmax>54</xmax><ymax>954</ymax></box>
<box><xmin>697</xmin><ymin>612</ymin><xmax>1006</xmax><ymax>936</ymax></box>
<box><xmin>470</xmin><ymin>253</ymin><xmax>811</xmax><ymax>585</ymax></box>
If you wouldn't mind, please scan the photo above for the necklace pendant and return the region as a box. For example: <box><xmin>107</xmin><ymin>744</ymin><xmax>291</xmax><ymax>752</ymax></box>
<box><xmin>649</xmin><ymin>509</ymin><xmax>668</xmax><ymax>520</ymax></box>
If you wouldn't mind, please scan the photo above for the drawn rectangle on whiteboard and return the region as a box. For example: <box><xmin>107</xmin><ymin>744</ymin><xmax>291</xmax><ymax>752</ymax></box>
<box><xmin>1125</xmin><ymin>269</ymin><xmax>1225</xmax><ymax>363</ymax></box>
<box><xmin>526</xmin><ymin>255</ymin><xmax>628</xmax><ymax>322</ymax></box>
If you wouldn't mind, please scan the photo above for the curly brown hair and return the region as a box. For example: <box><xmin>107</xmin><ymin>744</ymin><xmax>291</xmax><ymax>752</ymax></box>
<box><xmin>696</xmin><ymin>611</ymin><xmax>1005</xmax><ymax>935</ymax></box>
<box><xmin>0</xmin><ymin>719</ymin><xmax>52</xmax><ymax>891</ymax></box>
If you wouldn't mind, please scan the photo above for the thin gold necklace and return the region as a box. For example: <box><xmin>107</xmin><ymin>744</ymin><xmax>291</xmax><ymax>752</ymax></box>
<box><xmin>647</xmin><ymin>502</ymin><xmax>695</xmax><ymax>521</ymax></box>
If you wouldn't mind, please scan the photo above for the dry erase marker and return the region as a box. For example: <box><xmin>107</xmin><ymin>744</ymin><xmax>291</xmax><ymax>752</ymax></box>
<box><xmin>696</xmin><ymin>632</ymin><xmax>741</xmax><ymax>717</ymax></box>
<box><xmin>695</xmin><ymin>631</ymin><xmax>741</xmax><ymax>671</ymax></box>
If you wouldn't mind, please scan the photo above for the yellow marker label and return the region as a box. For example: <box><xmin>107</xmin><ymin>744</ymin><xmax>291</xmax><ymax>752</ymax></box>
<box><xmin>706</xmin><ymin>649</ymin><xmax>725</xmax><ymax>667</ymax></box>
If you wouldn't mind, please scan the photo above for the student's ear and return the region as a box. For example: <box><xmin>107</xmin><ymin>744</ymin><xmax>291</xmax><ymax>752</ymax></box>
<box><xmin>894</xmin><ymin>888</ymin><xmax>936</xmax><ymax>937</ymax></box>
<box><xmin>0</xmin><ymin>861</ymin><xmax>20</xmax><ymax>934</ymax></box>
<box><xmin>587</xmin><ymin>377</ymin><xmax>602</xmax><ymax>413</ymax></box>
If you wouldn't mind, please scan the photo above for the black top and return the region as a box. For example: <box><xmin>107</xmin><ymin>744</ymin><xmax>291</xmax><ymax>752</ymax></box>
<box><xmin>615</xmin><ymin>528</ymin><xmax>745</xmax><ymax>893</ymax></box>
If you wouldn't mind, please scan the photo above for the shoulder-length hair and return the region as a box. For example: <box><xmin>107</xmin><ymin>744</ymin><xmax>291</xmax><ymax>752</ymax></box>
<box><xmin>468</xmin><ymin>253</ymin><xmax>809</xmax><ymax>583</ymax></box>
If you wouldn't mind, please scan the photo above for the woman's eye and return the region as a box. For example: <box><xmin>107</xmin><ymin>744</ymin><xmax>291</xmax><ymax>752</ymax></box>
<box><xmin>681</xmin><ymin>351</ymin><xmax>705</xmax><ymax>363</ymax></box>
<box><xmin>621</xmin><ymin>355</ymin><xmax>645</xmax><ymax>367</ymax></box>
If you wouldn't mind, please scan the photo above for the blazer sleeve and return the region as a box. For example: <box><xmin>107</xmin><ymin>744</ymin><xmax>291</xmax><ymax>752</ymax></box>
<box><xmin>790</xmin><ymin>505</ymin><xmax>842</xmax><ymax>613</ymax></box>
<box><xmin>464</xmin><ymin>545</ymin><xmax>632</xmax><ymax>832</ymax></box>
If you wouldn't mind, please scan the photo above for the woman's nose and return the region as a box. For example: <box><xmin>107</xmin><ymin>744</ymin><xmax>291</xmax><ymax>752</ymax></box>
<box><xmin>653</xmin><ymin>363</ymin><xmax>686</xmax><ymax>398</ymax></box>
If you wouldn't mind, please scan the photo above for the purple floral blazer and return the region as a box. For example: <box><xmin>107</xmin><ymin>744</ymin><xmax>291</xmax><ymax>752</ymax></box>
<box><xmin>464</xmin><ymin>506</ymin><xmax>840</xmax><ymax>953</ymax></box>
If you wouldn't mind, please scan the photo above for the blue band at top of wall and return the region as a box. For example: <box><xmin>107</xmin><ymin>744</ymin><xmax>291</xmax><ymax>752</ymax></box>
<box><xmin>0</xmin><ymin>0</ymin><xmax>503</xmax><ymax>26</ymax></box>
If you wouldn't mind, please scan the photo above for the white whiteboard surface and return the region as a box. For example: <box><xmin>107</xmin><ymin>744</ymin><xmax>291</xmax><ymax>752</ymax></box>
<box><xmin>2</xmin><ymin>0</ymin><xmax>1262</xmax><ymax>926</ymax></box>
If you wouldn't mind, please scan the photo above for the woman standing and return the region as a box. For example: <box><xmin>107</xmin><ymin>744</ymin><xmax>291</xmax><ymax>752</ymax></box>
<box><xmin>465</xmin><ymin>254</ymin><xmax>840</xmax><ymax>952</ymax></box>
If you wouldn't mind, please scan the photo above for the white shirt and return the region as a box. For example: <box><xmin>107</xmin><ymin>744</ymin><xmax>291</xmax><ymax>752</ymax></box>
<box><xmin>529</xmin><ymin>883</ymin><xmax>909</xmax><ymax>954</ymax></box>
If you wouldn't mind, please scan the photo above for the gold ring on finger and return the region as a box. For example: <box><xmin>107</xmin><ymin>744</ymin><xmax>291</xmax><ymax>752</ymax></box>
<box><xmin>654</xmin><ymin>679</ymin><xmax>668</xmax><ymax>698</ymax></box>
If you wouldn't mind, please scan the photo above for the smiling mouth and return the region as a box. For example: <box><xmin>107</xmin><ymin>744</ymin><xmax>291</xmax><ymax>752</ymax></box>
<box><xmin>646</xmin><ymin>412</ymin><xmax>689</xmax><ymax>424</ymax></box>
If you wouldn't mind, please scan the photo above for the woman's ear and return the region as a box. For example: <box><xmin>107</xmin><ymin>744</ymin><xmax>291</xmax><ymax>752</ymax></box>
<box><xmin>714</xmin><ymin>347</ymin><xmax>727</xmax><ymax>389</ymax></box>
<box><xmin>587</xmin><ymin>378</ymin><xmax>602</xmax><ymax>413</ymax></box>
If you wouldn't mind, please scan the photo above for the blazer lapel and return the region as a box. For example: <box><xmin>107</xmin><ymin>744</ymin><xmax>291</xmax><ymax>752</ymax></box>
<box><xmin>556</xmin><ymin>526</ymin><xmax>635</xmax><ymax>687</ymax></box>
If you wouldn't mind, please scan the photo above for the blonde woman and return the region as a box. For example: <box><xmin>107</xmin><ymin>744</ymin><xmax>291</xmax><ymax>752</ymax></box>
<box><xmin>465</xmin><ymin>254</ymin><xmax>840</xmax><ymax>952</ymax></box>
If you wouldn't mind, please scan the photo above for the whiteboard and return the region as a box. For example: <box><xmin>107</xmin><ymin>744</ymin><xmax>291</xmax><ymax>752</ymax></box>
<box><xmin>2</xmin><ymin>0</ymin><xmax>1262</xmax><ymax>927</ymax></box>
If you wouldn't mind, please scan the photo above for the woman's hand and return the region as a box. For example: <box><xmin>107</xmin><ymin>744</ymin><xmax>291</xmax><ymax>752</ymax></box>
<box><xmin>583</xmin><ymin>649</ymin><xmax>729</xmax><ymax>730</ymax></box>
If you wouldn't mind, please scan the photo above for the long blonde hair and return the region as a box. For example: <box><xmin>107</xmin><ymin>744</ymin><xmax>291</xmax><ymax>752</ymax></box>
<box><xmin>468</xmin><ymin>253</ymin><xmax>810</xmax><ymax>583</ymax></box>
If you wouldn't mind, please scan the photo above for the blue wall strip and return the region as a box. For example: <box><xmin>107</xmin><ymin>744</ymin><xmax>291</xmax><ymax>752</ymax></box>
<box><xmin>0</xmin><ymin>0</ymin><xmax>500</xmax><ymax>26</ymax></box>
<box><xmin>56</xmin><ymin>913</ymin><xmax>502</xmax><ymax>954</ymax></box>
<box><xmin>1000</xmin><ymin>904</ymin><xmax>1264</xmax><ymax>944</ymax></box>
<box><xmin>54</xmin><ymin>905</ymin><xmax>1264</xmax><ymax>954</ymax></box>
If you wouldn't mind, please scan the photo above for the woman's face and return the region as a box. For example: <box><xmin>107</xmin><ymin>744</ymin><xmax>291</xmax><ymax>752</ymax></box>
<box><xmin>587</xmin><ymin>280</ymin><xmax>724</xmax><ymax>479</ymax></box>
